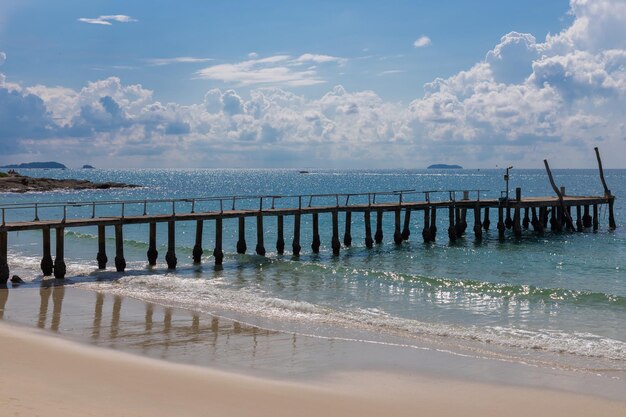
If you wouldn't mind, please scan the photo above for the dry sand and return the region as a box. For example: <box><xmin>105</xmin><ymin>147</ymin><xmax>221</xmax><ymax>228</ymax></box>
<box><xmin>1</xmin><ymin>323</ymin><xmax>625</xmax><ymax>417</ymax></box>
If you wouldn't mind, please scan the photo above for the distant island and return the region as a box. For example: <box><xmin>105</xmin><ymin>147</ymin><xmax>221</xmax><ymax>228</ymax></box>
<box><xmin>82</xmin><ymin>165</ymin><xmax>95</xmax><ymax>169</ymax></box>
<box><xmin>427</xmin><ymin>164</ymin><xmax>463</xmax><ymax>169</ymax></box>
<box><xmin>1</xmin><ymin>161</ymin><xmax>67</xmax><ymax>169</ymax></box>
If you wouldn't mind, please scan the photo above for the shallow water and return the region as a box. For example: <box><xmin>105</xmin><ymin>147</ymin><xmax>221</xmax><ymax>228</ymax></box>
<box><xmin>1</xmin><ymin>168</ymin><xmax>625</xmax><ymax>377</ymax></box>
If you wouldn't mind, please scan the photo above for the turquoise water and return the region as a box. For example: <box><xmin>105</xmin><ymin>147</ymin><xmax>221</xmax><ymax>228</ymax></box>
<box><xmin>2</xmin><ymin>168</ymin><xmax>625</xmax><ymax>373</ymax></box>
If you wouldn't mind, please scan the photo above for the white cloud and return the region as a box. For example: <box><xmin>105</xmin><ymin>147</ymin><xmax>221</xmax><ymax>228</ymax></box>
<box><xmin>147</xmin><ymin>57</ymin><xmax>213</xmax><ymax>66</ymax></box>
<box><xmin>78</xmin><ymin>15</ymin><xmax>138</xmax><ymax>26</ymax></box>
<box><xmin>0</xmin><ymin>51</ymin><xmax>6</xmax><ymax>87</ymax></box>
<box><xmin>379</xmin><ymin>70</ymin><xmax>404</xmax><ymax>76</ymax></box>
<box><xmin>413</xmin><ymin>36</ymin><xmax>432</xmax><ymax>48</ymax></box>
<box><xmin>196</xmin><ymin>53</ymin><xmax>346</xmax><ymax>87</ymax></box>
<box><xmin>2</xmin><ymin>0</ymin><xmax>626</xmax><ymax>168</ymax></box>
<box><xmin>248</xmin><ymin>52</ymin><xmax>259</xmax><ymax>58</ymax></box>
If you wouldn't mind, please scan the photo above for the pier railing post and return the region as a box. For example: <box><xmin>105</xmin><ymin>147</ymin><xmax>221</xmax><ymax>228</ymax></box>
<box><xmin>41</xmin><ymin>226</ymin><xmax>54</xmax><ymax>276</ymax></box>
<box><xmin>54</xmin><ymin>227</ymin><xmax>67</xmax><ymax>279</ymax></box>
<box><xmin>97</xmin><ymin>224</ymin><xmax>108</xmax><ymax>269</ymax></box>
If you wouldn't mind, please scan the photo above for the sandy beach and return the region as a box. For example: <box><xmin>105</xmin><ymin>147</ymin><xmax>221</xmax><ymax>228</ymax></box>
<box><xmin>1</xmin><ymin>321</ymin><xmax>625</xmax><ymax>417</ymax></box>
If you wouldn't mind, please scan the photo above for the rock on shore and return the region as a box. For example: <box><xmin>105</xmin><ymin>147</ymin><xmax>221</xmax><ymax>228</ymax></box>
<box><xmin>0</xmin><ymin>172</ymin><xmax>138</xmax><ymax>193</ymax></box>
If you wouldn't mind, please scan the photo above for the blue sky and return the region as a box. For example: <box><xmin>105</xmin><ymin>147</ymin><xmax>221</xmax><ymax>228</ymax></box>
<box><xmin>1</xmin><ymin>0</ymin><xmax>625</xmax><ymax>168</ymax></box>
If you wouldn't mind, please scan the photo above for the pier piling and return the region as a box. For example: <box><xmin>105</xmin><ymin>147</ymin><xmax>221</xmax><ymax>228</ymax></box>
<box><xmin>192</xmin><ymin>220</ymin><xmax>204</xmax><ymax>263</ymax></box>
<box><xmin>364</xmin><ymin>210</ymin><xmax>374</xmax><ymax>248</ymax></box>
<box><xmin>344</xmin><ymin>211</ymin><xmax>352</xmax><ymax>247</ymax></box>
<box><xmin>422</xmin><ymin>207</ymin><xmax>431</xmax><ymax>243</ymax></box>
<box><xmin>448</xmin><ymin>205</ymin><xmax>457</xmax><ymax>242</ymax></box>
<box><xmin>576</xmin><ymin>206</ymin><xmax>583</xmax><ymax>232</ymax></box>
<box><xmin>430</xmin><ymin>206</ymin><xmax>437</xmax><ymax>241</ymax></box>
<box><xmin>483</xmin><ymin>207</ymin><xmax>490</xmax><ymax>230</ymax></box>
<box><xmin>54</xmin><ymin>227</ymin><xmax>66</xmax><ymax>279</ymax></box>
<box><xmin>473</xmin><ymin>205</ymin><xmax>482</xmax><ymax>241</ymax></box>
<box><xmin>0</xmin><ymin>230</ymin><xmax>9</xmax><ymax>284</ymax></box>
<box><xmin>593</xmin><ymin>204</ymin><xmax>599</xmax><ymax>232</ymax></box>
<box><xmin>311</xmin><ymin>213</ymin><xmax>321</xmax><ymax>253</ymax></box>
<box><xmin>332</xmin><ymin>211</ymin><xmax>341</xmax><ymax>256</ymax></box>
<box><xmin>214</xmin><ymin>218</ymin><xmax>224</xmax><ymax>265</ymax></box>
<box><xmin>237</xmin><ymin>217</ymin><xmax>247</xmax><ymax>254</ymax></box>
<box><xmin>402</xmin><ymin>208</ymin><xmax>411</xmax><ymax>240</ymax></box>
<box><xmin>165</xmin><ymin>221</ymin><xmax>177</xmax><ymax>269</ymax></box>
<box><xmin>147</xmin><ymin>223</ymin><xmax>158</xmax><ymax>266</ymax></box>
<box><xmin>393</xmin><ymin>209</ymin><xmax>403</xmax><ymax>245</ymax></box>
<box><xmin>292</xmin><ymin>213</ymin><xmax>301</xmax><ymax>256</ymax></box>
<box><xmin>256</xmin><ymin>215</ymin><xmax>266</xmax><ymax>256</ymax></box>
<box><xmin>497</xmin><ymin>205</ymin><xmax>505</xmax><ymax>241</ymax></box>
<box><xmin>276</xmin><ymin>215</ymin><xmax>285</xmax><ymax>255</ymax></box>
<box><xmin>96</xmin><ymin>225</ymin><xmax>108</xmax><ymax>269</ymax></box>
<box><xmin>114</xmin><ymin>224</ymin><xmax>126</xmax><ymax>272</ymax></box>
<box><xmin>41</xmin><ymin>227</ymin><xmax>53</xmax><ymax>276</ymax></box>
<box><xmin>375</xmin><ymin>210</ymin><xmax>384</xmax><ymax>244</ymax></box>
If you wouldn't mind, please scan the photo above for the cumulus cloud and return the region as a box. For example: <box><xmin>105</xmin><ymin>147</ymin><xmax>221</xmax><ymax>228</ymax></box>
<box><xmin>2</xmin><ymin>0</ymin><xmax>626</xmax><ymax>168</ymax></box>
<box><xmin>196</xmin><ymin>53</ymin><xmax>346</xmax><ymax>87</ymax></box>
<box><xmin>78</xmin><ymin>15</ymin><xmax>137</xmax><ymax>26</ymax></box>
<box><xmin>413</xmin><ymin>36</ymin><xmax>431</xmax><ymax>48</ymax></box>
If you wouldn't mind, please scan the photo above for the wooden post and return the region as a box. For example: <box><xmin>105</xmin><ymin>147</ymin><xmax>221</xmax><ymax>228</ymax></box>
<box><xmin>256</xmin><ymin>214</ymin><xmax>266</xmax><ymax>256</ymax></box>
<box><xmin>593</xmin><ymin>204</ymin><xmax>599</xmax><ymax>232</ymax></box>
<box><xmin>165</xmin><ymin>221</ymin><xmax>177</xmax><ymax>269</ymax></box>
<box><xmin>522</xmin><ymin>208</ymin><xmax>530</xmax><ymax>230</ymax></box>
<box><xmin>550</xmin><ymin>207</ymin><xmax>562</xmax><ymax>232</ymax></box>
<box><xmin>544</xmin><ymin>159</ymin><xmax>575</xmax><ymax>231</ymax></box>
<box><xmin>193</xmin><ymin>220</ymin><xmax>203</xmax><ymax>263</ymax></box>
<box><xmin>461</xmin><ymin>208</ymin><xmax>468</xmax><ymax>235</ymax></box>
<box><xmin>538</xmin><ymin>207</ymin><xmax>546</xmax><ymax>234</ymax></box>
<box><xmin>147</xmin><ymin>223</ymin><xmax>158</xmax><ymax>266</ymax></box>
<box><xmin>473</xmin><ymin>205</ymin><xmax>482</xmax><ymax>241</ymax></box>
<box><xmin>276</xmin><ymin>215</ymin><xmax>285</xmax><ymax>255</ymax></box>
<box><xmin>608</xmin><ymin>198</ymin><xmax>616</xmax><ymax>230</ymax></box>
<box><xmin>429</xmin><ymin>206</ymin><xmax>437</xmax><ymax>241</ymax></box>
<box><xmin>375</xmin><ymin>210</ymin><xmax>384</xmax><ymax>244</ymax></box>
<box><xmin>455</xmin><ymin>207</ymin><xmax>463</xmax><ymax>237</ymax></box>
<box><xmin>0</xmin><ymin>230</ymin><xmax>8</xmax><ymax>284</ymax></box>
<box><xmin>331</xmin><ymin>211</ymin><xmax>341</xmax><ymax>255</ymax></box>
<box><xmin>448</xmin><ymin>205</ymin><xmax>457</xmax><ymax>242</ymax></box>
<box><xmin>41</xmin><ymin>226</ymin><xmax>54</xmax><ymax>276</ymax></box>
<box><xmin>513</xmin><ymin>207</ymin><xmax>522</xmax><ymax>238</ymax></box>
<box><xmin>214</xmin><ymin>218</ymin><xmax>224</xmax><ymax>264</ymax></box>
<box><xmin>422</xmin><ymin>207</ymin><xmax>431</xmax><ymax>243</ymax></box>
<box><xmin>292</xmin><ymin>213</ymin><xmax>301</xmax><ymax>256</ymax></box>
<box><xmin>114</xmin><ymin>224</ymin><xmax>126</xmax><ymax>272</ymax></box>
<box><xmin>393</xmin><ymin>208</ymin><xmax>403</xmax><ymax>245</ymax></box>
<box><xmin>54</xmin><ymin>227</ymin><xmax>67</xmax><ymax>279</ymax></box>
<box><xmin>497</xmin><ymin>205</ymin><xmax>505</xmax><ymax>240</ymax></box>
<box><xmin>583</xmin><ymin>205</ymin><xmax>592</xmax><ymax>228</ymax></box>
<box><xmin>343</xmin><ymin>211</ymin><xmax>352</xmax><ymax>247</ymax></box>
<box><xmin>237</xmin><ymin>217</ymin><xmax>247</xmax><ymax>254</ymax></box>
<box><xmin>531</xmin><ymin>207</ymin><xmax>539</xmax><ymax>232</ymax></box>
<box><xmin>364</xmin><ymin>210</ymin><xmax>374</xmax><ymax>248</ymax></box>
<box><xmin>311</xmin><ymin>213</ymin><xmax>321</xmax><ymax>253</ymax></box>
<box><xmin>576</xmin><ymin>206</ymin><xmax>583</xmax><ymax>232</ymax></box>
<box><xmin>401</xmin><ymin>208</ymin><xmax>411</xmax><ymax>240</ymax></box>
<box><xmin>505</xmin><ymin>207</ymin><xmax>513</xmax><ymax>230</ymax></box>
<box><xmin>483</xmin><ymin>207</ymin><xmax>490</xmax><ymax>230</ymax></box>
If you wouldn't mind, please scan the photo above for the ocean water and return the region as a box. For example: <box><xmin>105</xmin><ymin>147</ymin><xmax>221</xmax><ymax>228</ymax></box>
<box><xmin>1</xmin><ymin>168</ymin><xmax>625</xmax><ymax>377</ymax></box>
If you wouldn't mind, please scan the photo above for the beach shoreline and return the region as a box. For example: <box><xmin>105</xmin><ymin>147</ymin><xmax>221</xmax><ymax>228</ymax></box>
<box><xmin>2</xmin><ymin>320</ymin><xmax>626</xmax><ymax>417</ymax></box>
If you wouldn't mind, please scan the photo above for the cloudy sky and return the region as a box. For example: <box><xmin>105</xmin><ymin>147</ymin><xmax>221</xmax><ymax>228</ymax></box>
<box><xmin>1</xmin><ymin>0</ymin><xmax>625</xmax><ymax>168</ymax></box>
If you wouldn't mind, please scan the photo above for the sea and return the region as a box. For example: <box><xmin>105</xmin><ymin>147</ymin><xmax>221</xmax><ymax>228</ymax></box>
<box><xmin>1</xmin><ymin>168</ymin><xmax>625</xmax><ymax>390</ymax></box>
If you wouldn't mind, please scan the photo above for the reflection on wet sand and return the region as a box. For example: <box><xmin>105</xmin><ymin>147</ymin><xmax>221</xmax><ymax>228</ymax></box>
<box><xmin>0</xmin><ymin>285</ymin><xmax>7</xmax><ymax>320</ymax></box>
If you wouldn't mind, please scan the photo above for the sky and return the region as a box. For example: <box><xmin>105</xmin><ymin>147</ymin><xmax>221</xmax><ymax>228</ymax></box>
<box><xmin>0</xmin><ymin>0</ymin><xmax>625</xmax><ymax>169</ymax></box>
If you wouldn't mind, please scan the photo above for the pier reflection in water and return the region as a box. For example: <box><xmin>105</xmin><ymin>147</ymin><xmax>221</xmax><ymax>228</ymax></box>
<box><xmin>0</xmin><ymin>285</ymin><xmax>342</xmax><ymax>377</ymax></box>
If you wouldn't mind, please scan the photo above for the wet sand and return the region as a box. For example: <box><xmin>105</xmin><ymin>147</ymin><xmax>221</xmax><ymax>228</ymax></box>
<box><xmin>2</xmin><ymin>284</ymin><xmax>626</xmax><ymax>416</ymax></box>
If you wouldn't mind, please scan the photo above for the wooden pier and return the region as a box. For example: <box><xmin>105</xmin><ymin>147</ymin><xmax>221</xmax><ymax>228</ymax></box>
<box><xmin>0</xmin><ymin>150</ymin><xmax>618</xmax><ymax>284</ymax></box>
